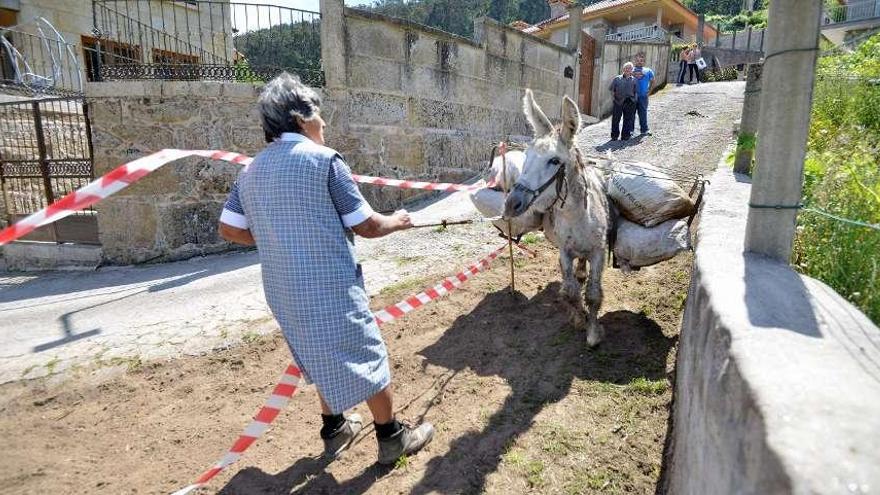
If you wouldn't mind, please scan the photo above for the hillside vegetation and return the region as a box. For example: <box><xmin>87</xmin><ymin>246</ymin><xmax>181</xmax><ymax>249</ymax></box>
<box><xmin>794</xmin><ymin>34</ymin><xmax>880</xmax><ymax>323</ymax></box>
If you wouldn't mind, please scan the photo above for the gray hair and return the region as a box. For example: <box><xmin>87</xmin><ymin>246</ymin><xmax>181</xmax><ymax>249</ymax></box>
<box><xmin>623</xmin><ymin>62</ymin><xmax>634</xmax><ymax>71</ymax></box>
<box><xmin>258</xmin><ymin>72</ymin><xmax>322</xmax><ymax>142</ymax></box>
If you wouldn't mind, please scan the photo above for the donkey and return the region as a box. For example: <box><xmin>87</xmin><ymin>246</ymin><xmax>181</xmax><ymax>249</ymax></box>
<box><xmin>503</xmin><ymin>90</ymin><xmax>612</xmax><ymax>348</ymax></box>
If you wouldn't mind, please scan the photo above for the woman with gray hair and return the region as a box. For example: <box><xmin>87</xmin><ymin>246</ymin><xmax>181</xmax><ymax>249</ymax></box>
<box><xmin>219</xmin><ymin>72</ymin><xmax>434</xmax><ymax>465</ymax></box>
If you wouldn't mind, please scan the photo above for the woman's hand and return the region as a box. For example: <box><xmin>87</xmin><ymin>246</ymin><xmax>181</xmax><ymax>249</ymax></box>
<box><xmin>391</xmin><ymin>210</ymin><xmax>413</xmax><ymax>231</ymax></box>
<box><xmin>353</xmin><ymin>210</ymin><xmax>413</xmax><ymax>238</ymax></box>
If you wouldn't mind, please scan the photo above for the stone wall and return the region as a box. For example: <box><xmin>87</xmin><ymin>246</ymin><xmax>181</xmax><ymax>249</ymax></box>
<box><xmin>591</xmin><ymin>40</ymin><xmax>670</xmax><ymax>118</ymax></box>
<box><xmin>664</xmin><ymin>163</ymin><xmax>880</xmax><ymax>494</ymax></box>
<box><xmin>321</xmin><ymin>0</ymin><xmax>579</xmax><ymax>209</ymax></box>
<box><xmin>85</xmin><ymin>81</ymin><xmax>265</xmax><ymax>264</ymax></box>
<box><xmin>83</xmin><ymin>1</ymin><xmax>578</xmax><ymax>264</ymax></box>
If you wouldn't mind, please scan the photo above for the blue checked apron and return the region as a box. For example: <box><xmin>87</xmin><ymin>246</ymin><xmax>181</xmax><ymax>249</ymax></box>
<box><xmin>238</xmin><ymin>136</ymin><xmax>390</xmax><ymax>414</ymax></box>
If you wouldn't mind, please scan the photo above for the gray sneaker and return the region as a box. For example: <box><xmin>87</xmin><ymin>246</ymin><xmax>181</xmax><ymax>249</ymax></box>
<box><xmin>377</xmin><ymin>421</ymin><xmax>435</xmax><ymax>465</ymax></box>
<box><xmin>322</xmin><ymin>413</ymin><xmax>363</xmax><ymax>460</ymax></box>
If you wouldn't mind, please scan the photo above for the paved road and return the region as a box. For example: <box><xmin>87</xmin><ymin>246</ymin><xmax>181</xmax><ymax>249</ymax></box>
<box><xmin>0</xmin><ymin>81</ymin><xmax>745</xmax><ymax>383</ymax></box>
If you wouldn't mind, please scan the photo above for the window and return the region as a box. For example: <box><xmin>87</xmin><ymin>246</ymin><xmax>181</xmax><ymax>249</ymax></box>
<box><xmin>81</xmin><ymin>35</ymin><xmax>142</xmax><ymax>81</ymax></box>
<box><xmin>152</xmin><ymin>48</ymin><xmax>199</xmax><ymax>65</ymax></box>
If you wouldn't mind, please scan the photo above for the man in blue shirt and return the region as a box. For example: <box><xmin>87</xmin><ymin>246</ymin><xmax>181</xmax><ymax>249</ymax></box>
<box><xmin>632</xmin><ymin>52</ymin><xmax>655</xmax><ymax>136</ymax></box>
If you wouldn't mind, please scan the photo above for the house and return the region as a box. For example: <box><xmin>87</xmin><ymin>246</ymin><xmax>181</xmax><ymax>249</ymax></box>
<box><xmin>820</xmin><ymin>0</ymin><xmax>880</xmax><ymax>46</ymax></box>
<box><xmin>1</xmin><ymin>0</ymin><xmax>233</xmax><ymax>94</ymax></box>
<box><xmin>516</xmin><ymin>0</ymin><xmax>717</xmax><ymax>45</ymax></box>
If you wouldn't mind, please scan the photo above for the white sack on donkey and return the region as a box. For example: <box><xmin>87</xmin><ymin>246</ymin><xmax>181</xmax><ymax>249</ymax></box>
<box><xmin>613</xmin><ymin>218</ymin><xmax>691</xmax><ymax>271</ymax></box>
<box><xmin>606</xmin><ymin>162</ymin><xmax>695</xmax><ymax>227</ymax></box>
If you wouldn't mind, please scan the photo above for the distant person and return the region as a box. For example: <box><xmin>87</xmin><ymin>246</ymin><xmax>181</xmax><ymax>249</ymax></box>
<box><xmin>609</xmin><ymin>62</ymin><xmax>638</xmax><ymax>141</ymax></box>
<box><xmin>688</xmin><ymin>43</ymin><xmax>702</xmax><ymax>84</ymax></box>
<box><xmin>677</xmin><ymin>47</ymin><xmax>690</xmax><ymax>85</ymax></box>
<box><xmin>632</xmin><ymin>52</ymin><xmax>655</xmax><ymax>136</ymax></box>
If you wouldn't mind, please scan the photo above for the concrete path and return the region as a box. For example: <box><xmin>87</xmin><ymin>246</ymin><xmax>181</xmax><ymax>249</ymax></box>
<box><xmin>0</xmin><ymin>81</ymin><xmax>745</xmax><ymax>384</ymax></box>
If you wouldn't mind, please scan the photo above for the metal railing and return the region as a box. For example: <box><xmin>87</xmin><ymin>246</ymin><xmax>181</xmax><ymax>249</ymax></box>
<box><xmin>605</xmin><ymin>24</ymin><xmax>668</xmax><ymax>42</ymax></box>
<box><xmin>714</xmin><ymin>27</ymin><xmax>765</xmax><ymax>52</ymax></box>
<box><xmin>91</xmin><ymin>0</ymin><xmax>323</xmax><ymax>86</ymax></box>
<box><xmin>824</xmin><ymin>0</ymin><xmax>880</xmax><ymax>24</ymax></box>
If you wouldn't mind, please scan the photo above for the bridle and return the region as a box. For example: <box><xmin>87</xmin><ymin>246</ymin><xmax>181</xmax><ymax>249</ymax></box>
<box><xmin>510</xmin><ymin>155</ymin><xmax>572</xmax><ymax>214</ymax></box>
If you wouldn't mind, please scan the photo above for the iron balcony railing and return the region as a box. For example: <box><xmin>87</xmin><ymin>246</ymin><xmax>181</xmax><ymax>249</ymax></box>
<box><xmin>606</xmin><ymin>25</ymin><xmax>668</xmax><ymax>42</ymax></box>
<box><xmin>90</xmin><ymin>0</ymin><xmax>323</xmax><ymax>86</ymax></box>
<box><xmin>824</xmin><ymin>0</ymin><xmax>880</xmax><ymax>24</ymax></box>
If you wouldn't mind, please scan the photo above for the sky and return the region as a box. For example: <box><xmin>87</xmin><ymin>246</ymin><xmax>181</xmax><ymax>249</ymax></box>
<box><xmin>227</xmin><ymin>0</ymin><xmax>375</xmax><ymax>32</ymax></box>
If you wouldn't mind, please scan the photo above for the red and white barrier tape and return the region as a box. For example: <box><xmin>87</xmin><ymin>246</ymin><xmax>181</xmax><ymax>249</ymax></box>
<box><xmin>172</xmin><ymin>243</ymin><xmax>514</xmax><ymax>495</ymax></box>
<box><xmin>0</xmin><ymin>149</ymin><xmax>495</xmax><ymax>246</ymax></box>
<box><xmin>352</xmin><ymin>174</ymin><xmax>493</xmax><ymax>193</ymax></box>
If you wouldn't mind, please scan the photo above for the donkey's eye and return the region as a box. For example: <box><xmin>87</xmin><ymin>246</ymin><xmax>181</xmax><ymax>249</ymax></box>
<box><xmin>548</xmin><ymin>157</ymin><xmax>561</xmax><ymax>166</ymax></box>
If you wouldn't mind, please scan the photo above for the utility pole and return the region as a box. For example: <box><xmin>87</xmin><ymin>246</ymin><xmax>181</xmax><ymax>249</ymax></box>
<box><xmin>744</xmin><ymin>0</ymin><xmax>823</xmax><ymax>261</ymax></box>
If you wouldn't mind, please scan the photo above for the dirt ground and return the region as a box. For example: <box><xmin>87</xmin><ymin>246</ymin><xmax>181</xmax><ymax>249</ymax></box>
<box><xmin>0</xmin><ymin>235</ymin><xmax>690</xmax><ymax>495</ymax></box>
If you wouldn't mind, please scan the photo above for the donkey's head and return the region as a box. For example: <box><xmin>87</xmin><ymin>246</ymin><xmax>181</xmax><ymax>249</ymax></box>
<box><xmin>503</xmin><ymin>89</ymin><xmax>581</xmax><ymax>218</ymax></box>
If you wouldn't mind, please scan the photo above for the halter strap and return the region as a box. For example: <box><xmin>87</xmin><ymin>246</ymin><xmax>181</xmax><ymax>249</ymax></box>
<box><xmin>511</xmin><ymin>160</ymin><xmax>569</xmax><ymax>213</ymax></box>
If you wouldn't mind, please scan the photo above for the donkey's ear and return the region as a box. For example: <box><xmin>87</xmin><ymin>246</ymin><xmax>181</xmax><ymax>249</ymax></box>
<box><xmin>523</xmin><ymin>89</ymin><xmax>553</xmax><ymax>138</ymax></box>
<box><xmin>559</xmin><ymin>95</ymin><xmax>581</xmax><ymax>146</ymax></box>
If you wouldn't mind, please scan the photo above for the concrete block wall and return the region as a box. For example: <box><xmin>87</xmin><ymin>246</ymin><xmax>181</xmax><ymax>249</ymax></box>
<box><xmin>322</xmin><ymin>0</ymin><xmax>579</xmax><ymax>210</ymax></box>
<box><xmin>664</xmin><ymin>164</ymin><xmax>880</xmax><ymax>494</ymax></box>
<box><xmin>592</xmin><ymin>40</ymin><xmax>670</xmax><ymax>118</ymax></box>
<box><xmin>85</xmin><ymin>81</ymin><xmax>265</xmax><ymax>264</ymax></box>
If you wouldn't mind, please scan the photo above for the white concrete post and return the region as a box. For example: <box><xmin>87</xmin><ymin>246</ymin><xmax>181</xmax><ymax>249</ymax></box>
<box><xmin>744</xmin><ymin>0</ymin><xmax>823</xmax><ymax>261</ymax></box>
<box><xmin>734</xmin><ymin>63</ymin><xmax>762</xmax><ymax>174</ymax></box>
<box><xmin>320</xmin><ymin>0</ymin><xmax>348</xmax><ymax>89</ymax></box>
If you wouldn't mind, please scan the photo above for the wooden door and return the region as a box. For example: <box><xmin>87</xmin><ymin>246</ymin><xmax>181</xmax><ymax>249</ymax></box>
<box><xmin>579</xmin><ymin>34</ymin><xmax>596</xmax><ymax>115</ymax></box>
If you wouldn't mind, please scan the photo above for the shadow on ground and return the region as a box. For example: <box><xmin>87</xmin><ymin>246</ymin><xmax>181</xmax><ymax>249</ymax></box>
<box><xmin>218</xmin><ymin>283</ymin><xmax>675</xmax><ymax>494</ymax></box>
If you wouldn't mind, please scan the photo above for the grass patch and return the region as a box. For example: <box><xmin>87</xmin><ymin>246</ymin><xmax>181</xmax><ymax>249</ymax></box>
<box><xmin>20</xmin><ymin>364</ymin><xmax>39</xmax><ymax>378</ymax></box>
<box><xmin>108</xmin><ymin>356</ymin><xmax>144</xmax><ymax>372</ymax></box>
<box><xmin>521</xmin><ymin>232</ymin><xmax>541</xmax><ymax>245</ymax></box>
<box><xmin>524</xmin><ymin>459</ymin><xmax>545</xmax><ymax>488</ymax></box>
<box><xmin>393</xmin><ymin>454</ymin><xmax>409</xmax><ymax>470</ymax></box>
<box><xmin>502</xmin><ymin>446</ymin><xmax>526</xmax><ymax>467</ymax></box>
<box><xmin>624</xmin><ymin>377</ymin><xmax>668</xmax><ymax>396</ymax></box>
<box><xmin>379</xmin><ymin>276</ymin><xmax>432</xmax><ymax>296</ymax></box>
<box><xmin>44</xmin><ymin>357</ymin><xmax>61</xmax><ymax>374</ymax></box>
<box><xmin>241</xmin><ymin>331</ymin><xmax>263</xmax><ymax>344</ymax></box>
<box><xmin>394</xmin><ymin>255</ymin><xmax>424</xmax><ymax>267</ymax></box>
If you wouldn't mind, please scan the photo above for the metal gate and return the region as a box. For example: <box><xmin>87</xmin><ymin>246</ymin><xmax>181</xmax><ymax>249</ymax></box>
<box><xmin>0</xmin><ymin>97</ymin><xmax>98</xmax><ymax>244</ymax></box>
<box><xmin>579</xmin><ymin>34</ymin><xmax>596</xmax><ymax>115</ymax></box>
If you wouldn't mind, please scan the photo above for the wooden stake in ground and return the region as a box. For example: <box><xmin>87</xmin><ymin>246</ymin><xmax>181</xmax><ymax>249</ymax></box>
<box><xmin>499</xmin><ymin>142</ymin><xmax>516</xmax><ymax>293</ymax></box>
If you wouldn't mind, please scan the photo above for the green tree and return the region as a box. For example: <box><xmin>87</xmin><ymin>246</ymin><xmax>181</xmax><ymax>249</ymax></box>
<box><xmin>682</xmin><ymin>0</ymin><xmax>744</xmax><ymax>15</ymax></box>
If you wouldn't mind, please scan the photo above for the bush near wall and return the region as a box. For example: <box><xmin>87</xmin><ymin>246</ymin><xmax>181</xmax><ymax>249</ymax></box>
<box><xmin>793</xmin><ymin>33</ymin><xmax>880</xmax><ymax>323</ymax></box>
<box><xmin>701</xmin><ymin>66</ymin><xmax>738</xmax><ymax>82</ymax></box>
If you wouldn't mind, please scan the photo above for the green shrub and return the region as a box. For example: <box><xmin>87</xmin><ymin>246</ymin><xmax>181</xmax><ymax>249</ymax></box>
<box><xmin>701</xmin><ymin>66</ymin><xmax>739</xmax><ymax>82</ymax></box>
<box><xmin>792</xmin><ymin>33</ymin><xmax>880</xmax><ymax>323</ymax></box>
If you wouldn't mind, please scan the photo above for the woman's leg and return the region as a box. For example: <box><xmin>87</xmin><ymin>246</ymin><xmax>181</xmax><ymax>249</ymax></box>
<box><xmin>365</xmin><ymin>385</ymin><xmax>394</xmax><ymax>424</ymax></box>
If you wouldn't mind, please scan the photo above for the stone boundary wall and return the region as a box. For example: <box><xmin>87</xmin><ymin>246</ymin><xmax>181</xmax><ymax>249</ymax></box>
<box><xmin>84</xmin><ymin>81</ymin><xmax>266</xmax><ymax>264</ymax></box>
<box><xmin>321</xmin><ymin>0</ymin><xmax>579</xmax><ymax>209</ymax></box>
<box><xmin>81</xmin><ymin>1</ymin><xmax>579</xmax><ymax>264</ymax></box>
<box><xmin>664</xmin><ymin>163</ymin><xmax>880</xmax><ymax>494</ymax></box>
<box><xmin>592</xmin><ymin>40</ymin><xmax>670</xmax><ymax>118</ymax></box>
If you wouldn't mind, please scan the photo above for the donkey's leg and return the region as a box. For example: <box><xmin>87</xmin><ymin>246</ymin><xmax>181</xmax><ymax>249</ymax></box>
<box><xmin>559</xmin><ymin>250</ymin><xmax>586</xmax><ymax>329</ymax></box>
<box><xmin>585</xmin><ymin>248</ymin><xmax>606</xmax><ymax>348</ymax></box>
